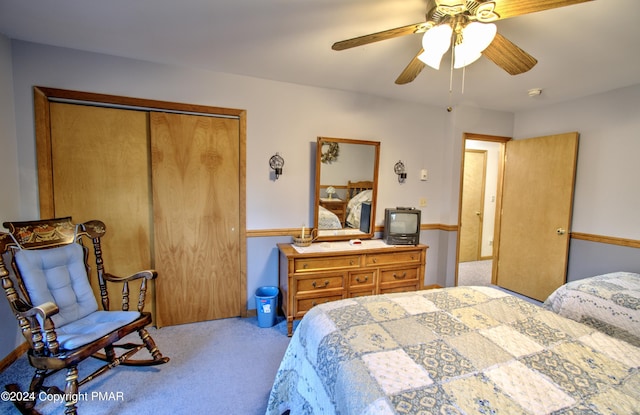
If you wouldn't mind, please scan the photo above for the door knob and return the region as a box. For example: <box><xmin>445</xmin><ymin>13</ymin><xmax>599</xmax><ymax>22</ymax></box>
<box><xmin>556</xmin><ymin>228</ymin><xmax>566</xmax><ymax>235</ymax></box>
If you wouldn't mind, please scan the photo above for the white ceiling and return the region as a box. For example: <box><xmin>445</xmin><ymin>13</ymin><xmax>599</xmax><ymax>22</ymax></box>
<box><xmin>1</xmin><ymin>0</ymin><xmax>639</xmax><ymax>112</ymax></box>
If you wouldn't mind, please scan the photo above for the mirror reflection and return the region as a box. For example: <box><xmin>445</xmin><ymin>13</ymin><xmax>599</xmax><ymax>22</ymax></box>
<box><xmin>314</xmin><ymin>137</ymin><xmax>380</xmax><ymax>241</ymax></box>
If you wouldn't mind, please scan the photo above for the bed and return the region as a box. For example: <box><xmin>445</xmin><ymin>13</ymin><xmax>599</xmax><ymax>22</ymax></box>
<box><xmin>543</xmin><ymin>271</ymin><xmax>640</xmax><ymax>347</ymax></box>
<box><xmin>318</xmin><ymin>181</ymin><xmax>373</xmax><ymax>230</ymax></box>
<box><xmin>318</xmin><ymin>205</ymin><xmax>343</xmax><ymax>230</ymax></box>
<box><xmin>345</xmin><ymin>189</ymin><xmax>371</xmax><ymax>229</ymax></box>
<box><xmin>266</xmin><ymin>280</ymin><xmax>640</xmax><ymax>414</ymax></box>
<box><xmin>345</xmin><ymin>181</ymin><xmax>373</xmax><ymax>229</ymax></box>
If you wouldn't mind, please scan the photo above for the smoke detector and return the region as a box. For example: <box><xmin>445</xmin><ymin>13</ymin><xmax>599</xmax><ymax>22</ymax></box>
<box><xmin>528</xmin><ymin>88</ymin><xmax>542</xmax><ymax>97</ymax></box>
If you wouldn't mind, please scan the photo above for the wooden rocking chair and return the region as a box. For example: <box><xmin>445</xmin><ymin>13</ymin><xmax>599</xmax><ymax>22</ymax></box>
<box><xmin>0</xmin><ymin>217</ymin><xmax>169</xmax><ymax>415</ymax></box>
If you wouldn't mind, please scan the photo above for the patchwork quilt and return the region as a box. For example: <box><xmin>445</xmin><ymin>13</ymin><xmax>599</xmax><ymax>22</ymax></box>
<box><xmin>266</xmin><ymin>286</ymin><xmax>640</xmax><ymax>415</ymax></box>
<box><xmin>544</xmin><ymin>272</ymin><xmax>640</xmax><ymax>347</ymax></box>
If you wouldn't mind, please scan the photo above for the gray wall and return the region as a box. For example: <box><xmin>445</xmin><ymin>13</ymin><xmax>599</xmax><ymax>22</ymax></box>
<box><xmin>1</xmin><ymin>36</ymin><xmax>639</xmax><ymax>361</ymax></box>
<box><xmin>0</xmin><ymin>35</ymin><xmax>22</xmax><ymax>363</ymax></box>
<box><xmin>568</xmin><ymin>240</ymin><xmax>640</xmax><ymax>282</ymax></box>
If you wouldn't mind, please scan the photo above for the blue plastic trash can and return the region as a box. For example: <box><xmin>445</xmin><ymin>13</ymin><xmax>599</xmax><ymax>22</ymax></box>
<box><xmin>255</xmin><ymin>286</ymin><xmax>279</xmax><ymax>328</ymax></box>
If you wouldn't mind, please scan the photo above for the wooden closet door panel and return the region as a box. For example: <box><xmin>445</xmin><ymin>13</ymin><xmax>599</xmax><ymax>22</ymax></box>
<box><xmin>50</xmin><ymin>103</ymin><xmax>152</xmax><ymax>311</ymax></box>
<box><xmin>151</xmin><ymin>112</ymin><xmax>241</xmax><ymax>327</ymax></box>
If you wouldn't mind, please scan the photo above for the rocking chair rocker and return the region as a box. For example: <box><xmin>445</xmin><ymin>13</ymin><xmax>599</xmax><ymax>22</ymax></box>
<box><xmin>0</xmin><ymin>217</ymin><xmax>169</xmax><ymax>414</ymax></box>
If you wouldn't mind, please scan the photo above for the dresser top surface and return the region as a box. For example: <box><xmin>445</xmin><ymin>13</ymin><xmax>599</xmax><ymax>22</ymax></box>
<box><xmin>278</xmin><ymin>240</ymin><xmax>427</xmax><ymax>258</ymax></box>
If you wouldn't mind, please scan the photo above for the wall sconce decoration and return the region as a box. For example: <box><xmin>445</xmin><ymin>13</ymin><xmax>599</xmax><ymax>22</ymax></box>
<box><xmin>394</xmin><ymin>160</ymin><xmax>407</xmax><ymax>183</ymax></box>
<box><xmin>269</xmin><ymin>152</ymin><xmax>285</xmax><ymax>180</ymax></box>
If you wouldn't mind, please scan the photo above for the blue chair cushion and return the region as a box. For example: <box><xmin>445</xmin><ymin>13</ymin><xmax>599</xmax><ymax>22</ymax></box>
<box><xmin>15</xmin><ymin>243</ymin><xmax>141</xmax><ymax>349</ymax></box>
<box><xmin>55</xmin><ymin>310</ymin><xmax>140</xmax><ymax>350</ymax></box>
<box><xmin>16</xmin><ymin>244</ymin><xmax>98</xmax><ymax>328</ymax></box>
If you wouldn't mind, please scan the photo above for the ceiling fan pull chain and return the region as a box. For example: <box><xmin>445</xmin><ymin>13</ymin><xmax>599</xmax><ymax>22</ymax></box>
<box><xmin>449</xmin><ymin>36</ymin><xmax>455</xmax><ymax>94</ymax></box>
<box><xmin>448</xmin><ymin>29</ymin><xmax>457</xmax><ymax>110</ymax></box>
<box><xmin>462</xmin><ymin>65</ymin><xmax>466</xmax><ymax>94</ymax></box>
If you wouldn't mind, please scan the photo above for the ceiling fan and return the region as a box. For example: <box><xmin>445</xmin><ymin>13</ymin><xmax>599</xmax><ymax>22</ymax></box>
<box><xmin>332</xmin><ymin>0</ymin><xmax>593</xmax><ymax>84</ymax></box>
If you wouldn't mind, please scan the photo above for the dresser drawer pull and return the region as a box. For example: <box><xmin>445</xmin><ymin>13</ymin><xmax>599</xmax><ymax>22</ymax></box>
<box><xmin>312</xmin><ymin>299</ymin><xmax>331</xmax><ymax>307</ymax></box>
<box><xmin>372</xmin><ymin>258</ymin><xmax>377</xmax><ymax>263</ymax></box>
<box><xmin>355</xmin><ymin>276</ymin><xmax>369</xmax><ymax>283</ymax></box>
<box><xmin>312</xmin><ymin>280</ymin><xmax>330</xmax><ymax>288</ymax></box>
<box><xmin>350</xmin><ymin>260</ymin><xmax>355</xmax><ymax>265</ymax></box>
<box><xmin>393</xmin><ymin>272</ymin><xmax>407</xmax><ymax>280</ymax></box>
<box><xmin>303</xmin><ymin>263</ymin><xmax>309</xmax><ymax>269</ymax></box>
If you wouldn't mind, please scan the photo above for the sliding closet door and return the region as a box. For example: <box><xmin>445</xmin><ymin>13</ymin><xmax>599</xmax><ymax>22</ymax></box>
<box><xmin>49</xmin><ymin>103</ymin><xmax>152</xmax><ymax>311</ymax></box>
<box><xmin>151</xmin><ymin>112</ymin><xmax>242</xmax><ymax>327</ymax></box>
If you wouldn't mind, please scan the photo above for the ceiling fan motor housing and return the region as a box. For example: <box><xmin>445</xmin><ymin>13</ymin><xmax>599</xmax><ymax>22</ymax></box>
<box><xmin>431</xmin><ymin>0</ymin><xmax>500</xmax><ymax>22</ymax></box>
<box><xmin>433</xmin><ymin>0</ymin><xmax>468</xmax><ymax>16</ymax></box>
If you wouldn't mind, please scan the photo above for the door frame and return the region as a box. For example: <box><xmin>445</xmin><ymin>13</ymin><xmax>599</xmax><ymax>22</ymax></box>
<box><xmin>33</xmin><ymin>86</ymin><xmax>248</xmax><ymax>317</ymax></box>
<box><xmin>455</xmin><ymin>132</ymin><xmax>511</xmax><ymax>286</ymax></box>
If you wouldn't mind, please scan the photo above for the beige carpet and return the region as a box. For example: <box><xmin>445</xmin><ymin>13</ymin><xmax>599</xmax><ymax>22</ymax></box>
<box><xmin>457</xmin><ymin>259</ymin><xmax>492</xmax><ymax>286</ymax></box>
<box><xmin>0</xmin><ymin>316</ymin><xmax>291</xmax><ymax>415</ymax></box>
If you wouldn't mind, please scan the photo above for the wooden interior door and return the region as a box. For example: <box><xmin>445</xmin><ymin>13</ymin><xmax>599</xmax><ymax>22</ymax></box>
<box><xmin>151</xmin><ymin>112</ymin><xmax>242</xmax><ymax>327</ymax></box>
<box><xmin>495</xmin><ymin>132</ymin><xmax>579</xmax><ymax>301</ymax></box>
<box><xmin>49</xmin><ymin>103</ymin><xmax>152</xmax><ymax>311</ymax></box>
<box><xmin>459</xmin><ymin>150</ymin><xmax>486</xmax><ymax>262</ymax></box>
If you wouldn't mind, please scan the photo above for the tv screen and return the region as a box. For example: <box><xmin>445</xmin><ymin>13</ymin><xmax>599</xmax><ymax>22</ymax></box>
<box><xmin>389</xmin><ymin>212</ymin><xmax>419</xmax><ymax>234</ymax></box>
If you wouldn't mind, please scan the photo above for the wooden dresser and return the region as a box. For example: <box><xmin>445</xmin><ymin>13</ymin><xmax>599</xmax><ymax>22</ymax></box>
<box><xmin>278</xmin><ymin>241</ymin><xmax>428</xmax><ymax>336</ymax></box>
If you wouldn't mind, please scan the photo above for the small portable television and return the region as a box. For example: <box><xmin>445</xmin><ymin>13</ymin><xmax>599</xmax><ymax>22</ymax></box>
<box><xmin>383</xmin><ymin>207</ymin><xmax>421</xmax><ymax>245</ymax></box>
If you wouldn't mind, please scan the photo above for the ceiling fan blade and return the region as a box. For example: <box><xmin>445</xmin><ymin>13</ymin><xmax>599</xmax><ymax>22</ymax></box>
<box><xmin>493</xmin><ymin>0</ymin><xmax>593</xmax><ymax>20</ymax></box>
<box><xmin>482</xmin><ymin>33</ymin><xmax>537</xmax><ymax>75</ymax></box>
<box><xmin>395</xmin><ymin>49</ymin><xmax>426</xmax><ymax>85</ymax></box>
<box><xmin>332</xmin><ymin>22</ymin><xmax>429</xmax><ymax>51</ymax></box>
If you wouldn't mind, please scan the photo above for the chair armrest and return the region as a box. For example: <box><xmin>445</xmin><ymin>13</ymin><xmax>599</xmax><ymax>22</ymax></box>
<box><xmin>103</xmin><ymin>270</ymin><xmax>157</xmax><ymax>283</ymax></box>
<box><xmin>17</xmin><ymin>301</ymin><xmax>61</xmax><ymax>355</ymax></box>
<box><xmin>102</xmin><ymin>270</ymin><xmax>157</xmax><ymax>312</ymax></box>
<box><xmin>18</xmin><ymin>301</ymin><xmax>60</xmax><ymax>320</ymax></box>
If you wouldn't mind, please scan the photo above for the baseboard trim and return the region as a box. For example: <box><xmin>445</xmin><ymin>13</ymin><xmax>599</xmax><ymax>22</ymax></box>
<box><xmin>0</xmin><ymin>342</ymin><xmax>28</xmax><ymax>373</ymax></box>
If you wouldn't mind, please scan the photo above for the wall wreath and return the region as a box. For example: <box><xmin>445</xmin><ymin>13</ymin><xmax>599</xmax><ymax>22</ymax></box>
<box><xmin>321</xmin><ymin>142</ymin><xmax>340</xmax><ymax>164</ymax></box>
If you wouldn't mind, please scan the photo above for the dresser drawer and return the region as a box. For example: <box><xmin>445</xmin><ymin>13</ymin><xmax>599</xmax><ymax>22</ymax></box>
<box><xmin>296</xmin><ymin>274</ymin><xmax>344</xmax><ymax>293</ymax></box>
<box><xmin>379</xmin><ymin>267</ymin><xmax>418</xmax><ymax>284</ymax></box>
<box><xmin>348</xmin><ymin>270</ymin><xmax>375</xmax><ymax>289</ymax></box>
<box><xmin>295</xmin><ymin>295</ymin><xmax>343</xmax><ymax>316</ymax></box>
<box><xmin>379</xmin><ymin>283</ymin><xmax>420</xmax><ymax>294</ymax></box>
<box><xmin>365</xmin><ymin>250</ymin><xmax>421</xmax><ymax>267</ymax></box>
<box><xmin>349</xmin><ymin>289</ymin><xmax>375</xmax><ymax>298</ymax></box>
<box><xmin>294</xmin><ymin>255</ymin><xmax>360</xmax><ymax>272</ymax></box>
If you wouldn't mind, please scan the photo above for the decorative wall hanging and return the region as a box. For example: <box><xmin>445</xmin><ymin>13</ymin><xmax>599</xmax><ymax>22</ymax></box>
<box><xmin>321</xmin><ymin>142</ymin><xmax>340</xmax><ymax>164</ymax></box>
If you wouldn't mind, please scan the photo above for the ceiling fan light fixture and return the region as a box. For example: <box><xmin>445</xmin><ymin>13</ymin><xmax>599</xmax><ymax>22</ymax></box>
<box><xmin>453</xmin><ymin>49</ymin><xmax>482</xmax><ymax>68</ymax></box>
<box><xmin>453</xmin><ymin>22</ymin><xmax>497</xmax><ymax>69</ymax></box>
<box><xmin>418</xmin><ymin>24</ymin><xmax>453</xmax><ymax>69</ymax></box>
<box><xmin>418</xmin><ymin>50</ymin><xmax>446</xmax><ymax>70</ymax></box>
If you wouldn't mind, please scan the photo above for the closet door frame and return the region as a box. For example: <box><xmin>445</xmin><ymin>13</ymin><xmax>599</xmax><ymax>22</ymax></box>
<box><xmin>33</xmin><ymin>86</ymin><xmax>248</xmax><ymax>318</ymax></box>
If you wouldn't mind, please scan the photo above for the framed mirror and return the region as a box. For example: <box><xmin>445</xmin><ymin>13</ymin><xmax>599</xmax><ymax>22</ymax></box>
<box><xmin>314</xmin><ymin>137</ymin><xmax>380</xmax><ymax>241</ymax></box>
